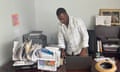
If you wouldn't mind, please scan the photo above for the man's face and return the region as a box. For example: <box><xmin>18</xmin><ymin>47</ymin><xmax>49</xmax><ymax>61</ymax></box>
<box><xmin>58</xmin><ymin>13</ymin><xmax>68</xmax><ymax>25</ymax></box>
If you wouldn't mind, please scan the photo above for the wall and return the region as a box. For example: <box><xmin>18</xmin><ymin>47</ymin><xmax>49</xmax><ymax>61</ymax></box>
<box><xmin>35</xmin><ymin>0</ymin><xmax>120</xmax><ymax>43</ymax></box>
<box><xmin>0</xmin><ymin>0</ymin><xmax>35</xmax><ymax>66</ymax></box>
<box><xmin>0</xmin><ymin>0</ymin><xmax>120</xmax><ymax>67</ymax></box>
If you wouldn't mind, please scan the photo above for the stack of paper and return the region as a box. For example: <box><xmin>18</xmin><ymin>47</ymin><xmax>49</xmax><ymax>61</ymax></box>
<box><xmin>37</xmin><ymin>47</ymin><xmax>61</xmax><ymax>71</ymax></box>
<box><xmin>37</xmin><ymin>58</ymin><xmax>56</xmax><ymax>71</ymax></box>
<box><xmin>13</xmin><ymin>61</ymin><xmax>34</xmax><ymax>66</ymax></box>
<box><xmin>96</xmin><ymin>15</ymin><xmax>111</xmax><ymax>26</ymax></box>
<box><xmin>103</xmin><ymin>44</ymin><xmax>120</xmax><ymax>51</ymax></box>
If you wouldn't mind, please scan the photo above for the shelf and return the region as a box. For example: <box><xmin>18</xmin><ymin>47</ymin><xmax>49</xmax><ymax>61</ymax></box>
<box><xmin>96</xmin><ymin>26</ymin><xmax>120</xmax><ymax>57</ymax></box>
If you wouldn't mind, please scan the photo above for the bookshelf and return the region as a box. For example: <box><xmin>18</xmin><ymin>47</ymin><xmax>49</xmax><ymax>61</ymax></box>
<box><xmin>95</xmin><ymin>25</ymin><xmax>120</xmax><ymax>57</ymax></box>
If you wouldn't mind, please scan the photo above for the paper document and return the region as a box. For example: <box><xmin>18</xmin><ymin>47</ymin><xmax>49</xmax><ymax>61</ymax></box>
<box><xmin>37</xmin><ymin>58</ymin><xmax>57</xmax><ymax>71</ymax></box>
<box><xmin>96</xmin><ymin>15</ymin><xmax>111</xmax><ymax>26</ymax></box>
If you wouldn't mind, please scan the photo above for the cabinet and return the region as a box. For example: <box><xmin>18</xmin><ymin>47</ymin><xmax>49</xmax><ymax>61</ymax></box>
<box><xmin>95</xmin><ymin>26</ymin><xmax>120</xmax><ymax>57</ymax></box>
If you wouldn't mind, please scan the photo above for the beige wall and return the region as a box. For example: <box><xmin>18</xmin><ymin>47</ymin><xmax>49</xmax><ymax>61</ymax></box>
<box><xmin>35</xmin><ymin>0</ymin><xmax>120</xmax><ymax>43</ymax></box>
<box><xmin>0</xmin><ymin>0</ymin><xmax>35</xmax><ymax>66</ymax></box>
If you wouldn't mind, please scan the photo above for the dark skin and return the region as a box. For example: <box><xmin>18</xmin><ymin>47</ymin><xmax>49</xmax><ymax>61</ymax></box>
<box><xmin>57</xmin><ymin>13</ymin><xmax>88</xmax><ymax>57</ymax></box>
<box><xmin>57</xmin><ymin>13</ymin><xmax>69</xmax><ymax>27</ymax></box>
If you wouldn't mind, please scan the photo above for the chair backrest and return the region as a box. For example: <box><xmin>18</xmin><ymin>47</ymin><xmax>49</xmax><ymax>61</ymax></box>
<box><xmin>88</xmin><ymin>30</ymin><xmax>96</xmax><ymax>57</ymax></box>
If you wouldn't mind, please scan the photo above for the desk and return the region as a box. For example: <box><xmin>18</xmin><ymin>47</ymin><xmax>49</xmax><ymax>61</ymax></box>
<box><xmin>14</xmin><ymin>65</ymin><xmax>91</xmax><ymax>72</ymax></box>
<box><xmin>14</xmin><ymin>57</ymin><xmax>120</xmax><ymax>72</ymax></box>
<box><xmin>14</xmin><ymin>56</ymin><xmax>92</xmax><ymax>72</ymax></box>
<box><xmin>14</xmin><ymin>65</ymin><xmax>66</xmax><ymax>72</ymax></box>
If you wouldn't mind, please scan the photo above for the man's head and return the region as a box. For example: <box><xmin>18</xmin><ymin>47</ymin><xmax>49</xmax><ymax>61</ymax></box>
<box><xmin>56</xmin><ymin>8</ymin><xmax>69</xmax><ymax>25</ymax></box>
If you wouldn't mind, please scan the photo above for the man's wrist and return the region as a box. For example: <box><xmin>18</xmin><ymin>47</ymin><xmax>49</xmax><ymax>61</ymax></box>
<box><xmin>60</xmin><ymin>48</ymin><xmax>65</xmax><ymax>52</ymax></box>
<box><xmin>60</xmin><ymin>48</ymin><xmax>66</xmax><ymax>58</ymax></box>
<box><xmin>80</xmin><ymin>48</ymin><xmax>88</xmax><ymax>56</ymax></box>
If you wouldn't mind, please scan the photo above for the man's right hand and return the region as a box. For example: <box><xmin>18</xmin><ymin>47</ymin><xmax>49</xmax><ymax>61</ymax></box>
<box><xmin>60</xmin><ymin>48</ymin><xmax>66</xmax><ymax>58</ymax></box>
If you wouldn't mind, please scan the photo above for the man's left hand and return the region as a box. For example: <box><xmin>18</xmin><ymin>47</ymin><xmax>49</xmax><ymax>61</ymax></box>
<box><xmin>80</xmin><ymin>48</ymin><xmax>88</xmax><ymax>56</ymax></box>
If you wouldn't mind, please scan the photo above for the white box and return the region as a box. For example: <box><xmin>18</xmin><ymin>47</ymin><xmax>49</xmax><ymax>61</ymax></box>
<box><xmin>37</xmin><ymin>58</ymin><xmax>57</xmax><ymax>71</ymax></box>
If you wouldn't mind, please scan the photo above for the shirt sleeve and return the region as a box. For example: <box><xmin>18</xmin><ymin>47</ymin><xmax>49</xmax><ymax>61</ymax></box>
<box><xmin>58</xmin><ymin>25</ymin><xmax>65</xmax><ymax>49</ymax></box>
<box><xmin>77</xmin><ymin>18</ymin><xmax>89</xmax><ymax>48</ymax></box>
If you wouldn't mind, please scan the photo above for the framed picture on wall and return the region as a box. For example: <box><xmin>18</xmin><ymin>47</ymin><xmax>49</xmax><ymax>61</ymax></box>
<box><xmin>99</xmin><ymin>9</ymin><xmax>120</xmax><ymax>25</ymax></box>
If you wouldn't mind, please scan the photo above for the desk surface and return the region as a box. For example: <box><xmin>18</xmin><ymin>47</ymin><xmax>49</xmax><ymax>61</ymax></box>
<box><xmin>2</xmin><ymin>56</ymin><xmax>120</xmax><ymax>72</ymax></box>
<box><xmin>14</xmin><ymin>56</ymin><xmax>92</xmax><ymax>72</ymax></box>
<box><xmin>13</xmin><ymin>56</ymin><xmax>120</xmax><ymax>72</ymax></box>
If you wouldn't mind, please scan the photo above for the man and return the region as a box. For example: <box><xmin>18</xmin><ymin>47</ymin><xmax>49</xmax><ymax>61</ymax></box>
<box><xmin>56</xmin><ymin>8</ymin><xmax>89</xmax><ymax>57</ymax></box>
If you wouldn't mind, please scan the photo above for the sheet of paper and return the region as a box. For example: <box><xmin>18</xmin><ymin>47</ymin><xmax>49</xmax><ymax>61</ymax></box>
<box><xmin>96</xmin><ymin>15</ymin><xmax>111</xmax><ymax>26</ymax></box>
<box><xmin>37</xmin><ymin>58</ymin><xmax>57</xmax><ymax>71</ymax></box>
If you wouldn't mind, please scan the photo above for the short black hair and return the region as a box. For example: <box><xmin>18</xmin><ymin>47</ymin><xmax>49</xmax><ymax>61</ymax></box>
<box><xmin>56</xmin><ymin>8</ymin><xmax>67</xmax><ymax>16</ymax></box>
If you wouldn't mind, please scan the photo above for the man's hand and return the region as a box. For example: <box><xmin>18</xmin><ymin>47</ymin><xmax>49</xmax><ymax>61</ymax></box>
<box><xmin>80</xmin><ymin>48</ymin><xmax>88</xmax><ymax>56</ymax></box>
<box><xmin>60</xmin><ymin>48</ymin><xmax>66</xmax><ymax>58</ymax></box>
